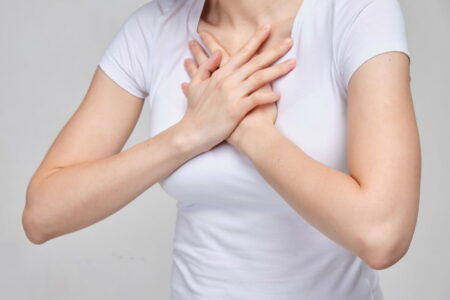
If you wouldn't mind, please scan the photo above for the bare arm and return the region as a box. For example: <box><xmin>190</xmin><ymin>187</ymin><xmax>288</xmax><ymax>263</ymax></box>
<box><xmin>23</xmin><ymin>24</ymin><xmax>297</xmax><ymax>245</ymax></box>
<box><xmin>22</xmin><ymin>66</ymin><xmax>200</xmax><ymax>244</ymax></box>
<box><xmin>233</xmin><ymin>52</ymin><xmax>421</xmax><ymax>270</ymax></box>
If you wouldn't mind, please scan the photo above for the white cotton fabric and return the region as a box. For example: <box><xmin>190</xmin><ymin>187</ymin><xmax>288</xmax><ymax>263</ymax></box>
<box><xmin>98</xmin><ymin>0</ymin><xmax>410</xmax><ymax>299</ymax></box>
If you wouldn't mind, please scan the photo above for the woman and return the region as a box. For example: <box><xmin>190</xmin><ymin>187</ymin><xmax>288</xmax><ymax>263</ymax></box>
<box><xmin>23</xmin><ymin>0</ymin><xmax>421</xmax><ymax>299</ymax></box>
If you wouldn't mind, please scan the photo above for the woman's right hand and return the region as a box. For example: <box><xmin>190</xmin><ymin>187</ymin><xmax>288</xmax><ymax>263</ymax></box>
<box><xmin>178</xmin><ymin>23</ymin><xmax>296</xmax><ymax>154</ymax></box>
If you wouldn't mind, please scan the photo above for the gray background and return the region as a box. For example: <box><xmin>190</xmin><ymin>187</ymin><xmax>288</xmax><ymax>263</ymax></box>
<box><xmin>1</xmin><ymin>0</ymin><xmax>449</xmax><ymax>299</ymax></box>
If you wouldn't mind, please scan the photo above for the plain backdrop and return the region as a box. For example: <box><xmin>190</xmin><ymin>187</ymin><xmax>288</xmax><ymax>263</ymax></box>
<box><xmin>1</xmin><ymin>0</ymin><xmax>449</xmax><ymax>299</ymax></box>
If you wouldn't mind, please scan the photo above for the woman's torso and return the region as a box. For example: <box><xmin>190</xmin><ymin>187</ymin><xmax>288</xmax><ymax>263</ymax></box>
<box><xmin>143</xmin><ymin>0</ymin><xmax>383</xmax><ymax>298</ymax></box>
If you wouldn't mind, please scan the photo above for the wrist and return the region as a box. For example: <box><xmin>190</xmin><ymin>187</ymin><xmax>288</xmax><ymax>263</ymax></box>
<box><xmin>234</xmin><ymin>121</ymin><xmax>280</xmax><ymax>155</ymax></box>
<box><xmin>170</xmin><ymin>120</ymin><xmax>206</xmax><ymax>158</ymax></box>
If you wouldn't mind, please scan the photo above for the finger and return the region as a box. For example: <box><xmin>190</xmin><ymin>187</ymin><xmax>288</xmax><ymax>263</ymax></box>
<box><xmin>184</xmin><ymin>58</ymin><xmax>198</xmax><ymax>78</ymax></box>
<box><xmin>219</xmin><ymin>23</ymin><xmax>272</xmax><ymax>75</ymax></box>
<box><xmin>181</xmin><ymin>82</ymin><xmax>188</xmax><ymax>97</ymax></box>
<box><xmin>239</xmin><ymin>58</ymin><xmax>296</xmax><ymax>96</ymax></box>
<box><xmin>260</xmin><ymin>83</ymin><xmax>273</xmax><ymax>93</ymax></box>
<box><xmin>234</xmin><ymin>37</ymin><xmax>293</xmax><ymax>82</ymax></box>
<box><xmin>198</xmin><ymin>30</ymin><xmax>231</xmax><ymax>66</ymax></box>
<box><xmin>191</xmin><ymin>50</ymin><xmax>223</xmax><ymax>84</ymax></box>
<box><xmin>188</xmin><ymin>39</ymin><xmax>209</xmax><ymax>65</ymax></box>
<box><xmin>240</xmin><ymin>90</ymin><xmax>281</xmax><ymax>114</ymax></box>
<box><xmin>249</xmin><ymin>83</ymin><xmax>272</xmax><ymax>99</ymax></box>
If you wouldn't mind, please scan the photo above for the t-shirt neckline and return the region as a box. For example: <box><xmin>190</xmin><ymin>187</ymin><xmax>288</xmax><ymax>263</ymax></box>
<box><xmin>188</xmin><ymin>0</ymin><xmax>312</xmax><ymax>50</ymax></box>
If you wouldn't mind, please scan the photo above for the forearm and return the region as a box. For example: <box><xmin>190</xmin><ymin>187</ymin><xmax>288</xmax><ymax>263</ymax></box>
<box><xmin>24</xmin><ymin>122</ymin><xmax>200</xmax><ymax>244</ymax></box>
<box><xmin>234</xmin><ymin>124</ymin><xmax>387</xmax><ymax>265</ymax></box>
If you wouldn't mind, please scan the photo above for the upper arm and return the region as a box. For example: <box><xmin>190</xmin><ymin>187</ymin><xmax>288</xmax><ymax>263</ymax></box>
<box><xmin>347</xmin><ymin>51</ymin><xmax>421</xmax><ymax>204</ymax></box>
<box><xmin>336</xmin><ymin>0</ymin><xmax>421</xmax><ymax>205</ymax></box>
<box><xmin>32</xmin><ymin>66</ymin><xmax>145</xmax><ymax>181</ymax></box>
<box><xmin>31</xmin><ymin>3</ymin><xmax>154</xmax><ymax>182</ymax></box>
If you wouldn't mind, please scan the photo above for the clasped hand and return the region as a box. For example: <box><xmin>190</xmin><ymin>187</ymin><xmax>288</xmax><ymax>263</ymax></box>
<box><xmin>179</xmin><ymin>23</ymin><xmax>296</xmax><ymax>153</ymax></box>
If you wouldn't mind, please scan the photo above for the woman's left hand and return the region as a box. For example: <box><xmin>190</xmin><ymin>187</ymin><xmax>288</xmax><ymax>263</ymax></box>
<box><xmin>183</xmin><ymin>30</ymin><xmax>286</xmax><ymax>149</ymax></box>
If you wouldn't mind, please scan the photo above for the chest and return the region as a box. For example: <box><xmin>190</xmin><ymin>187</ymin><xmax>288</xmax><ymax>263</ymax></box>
<box><xmin>147</xmin><ymin>15</ymin><xmax>349</xmax><ymax>206</ymax></box>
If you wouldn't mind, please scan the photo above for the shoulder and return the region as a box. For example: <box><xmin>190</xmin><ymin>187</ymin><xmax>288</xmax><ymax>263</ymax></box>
<box><xmin>331</xmin><ymin>0</ymin><xmax>408</xmax><ymax>50</ymax></box>
<box><xmin>332</xmin><ymin>0</ymin><xmax>405</xmax><ymax>28</ymax></box>
<box><xmin>130</xmin><ymin>0</ymin><xmax>185</xmax><ymax>19</ymax></box>
<box><xmin>132</xmin><ymin>0</ymin><xmax>196</xmax><ymax>22</ymax></box>
<box><xmin>125</xmin><ymin>0</ymin><xmax>197</xmax><ymax>35</ymax></box>
<box><xmin>114</xmin><ymin>0</ymin><xmax>189</xmax><ymax>47</ymax></box>
<box><xmin>121</xmin><ymin>1</ymin><xmax>163</xmax><ymax>35</ymax></box>
<box><xmin>328</xmin><ymin>0</ymin><xmax>409</xmax><ymax>90</ymax></box>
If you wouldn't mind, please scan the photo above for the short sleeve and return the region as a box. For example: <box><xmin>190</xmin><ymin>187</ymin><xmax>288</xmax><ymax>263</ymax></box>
<box><xmin>337</xmin><ymin>0</ymin><xmax>410</xmax><ymax>89</ymax></box>
<box><xmin>98</xmin><ymin>7</ymin><xmax>151</xmax><ymax>99</ymax></box>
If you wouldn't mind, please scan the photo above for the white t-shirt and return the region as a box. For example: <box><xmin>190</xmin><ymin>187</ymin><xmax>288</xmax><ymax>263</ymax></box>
<box><xmin>98</xmin><ymin>0</ymin><xmax>410</xmax><ymax>299</ymax></box>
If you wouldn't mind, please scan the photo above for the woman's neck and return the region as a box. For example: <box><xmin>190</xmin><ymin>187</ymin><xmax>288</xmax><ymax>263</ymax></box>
<box><xmin>203</xmin><ymin>0</ymin><xmax>303</xmax><ymax>32</ymax></box>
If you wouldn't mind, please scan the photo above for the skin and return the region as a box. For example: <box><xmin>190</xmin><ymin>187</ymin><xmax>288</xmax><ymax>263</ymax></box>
<box><xmin>188</xmin><ymin>21</ymin><xmax>421</xmax><ymax>270</ymax></box>
<box><xmin>22</xmin><ymin>24</ymin><xmax>295</xmax><ymax>244</ymax></box>
<box><xmin>236</xmin><ymin>51</ymin><xmax>421</xmax><ymax>271</ymax></box>
<box><xmin>23</xmin><ymin>0</ymin><xmax>421</xmax><ymax>273</ymax></box>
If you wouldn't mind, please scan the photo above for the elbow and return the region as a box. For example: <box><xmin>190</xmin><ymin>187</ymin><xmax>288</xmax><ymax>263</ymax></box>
<box><xmin>363</xmin><ymin>248</ymin><xmax>401</xmax><ymax>271</ymax></box>
<box><xmin>22</xmin><ymin>208</ymin><xmax>50</xmax><ymax>245</ymax></box>
<box><xmin>358</xmin><ymin>225</ymin><xmax>411</xmax><ymax>270</ymax></box>
<box><xmin>23</xmin><ymin>181</ymin><xmax>51</xmax><ymax>245</ymax></box>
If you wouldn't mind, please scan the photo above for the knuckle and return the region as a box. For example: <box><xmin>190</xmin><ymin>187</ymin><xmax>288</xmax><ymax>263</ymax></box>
<box><xmin>251</xmin><ymin>55</ymin><xmax>265</xmax><ymax>68</ymax></box>
<box><xmin>277</xmin><ymin>41</ymin><xmax>289</xmax><ymax>52</ymax></box>
<box><xmin>275</xmin><ymin>48</ymin><xmax>286</xmax><ymax>58</ymax></box>
<box><xmin>248</xmin><ymin>93</ymin><xmax>258</xmax><ymax>105</ymax></box>
<box><xmin>210</xmin><ymin>71</ymin><xmax>220</xmax><ymax>82</ymax></box>
<box><xmin>216</xmin><ymin>77</ymin><xmax>226</xmax><ymax>88</ymax></box>
<box><xmin>217</xmin><ymin>76</ymin><xmax>232</xmax><ymax>91</ymax></box>
<box><xmin>251</xmin><ymin>71</ymin><xmax>265</xmax><ymax>83</ymax></box>
<box><xmin>271</xmin><ymin>64</ymin><xmax>284</xmax><ymax>75</ymax></box>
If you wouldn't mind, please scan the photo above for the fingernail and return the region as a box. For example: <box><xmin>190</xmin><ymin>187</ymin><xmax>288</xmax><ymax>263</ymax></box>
<box><xmin>284</xmin><ymin>37</ymin><xmax>292</xmax><ymax>45</ymax></box>
<box><xmin>263</xmin><ymin>23</ymin><xmax>271</xmax><ymax>31</ymax></box>
<box><xmin>286</xmin><ymin>59</ymin><xmax>296</xmax><ymax>66</ymax></box>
